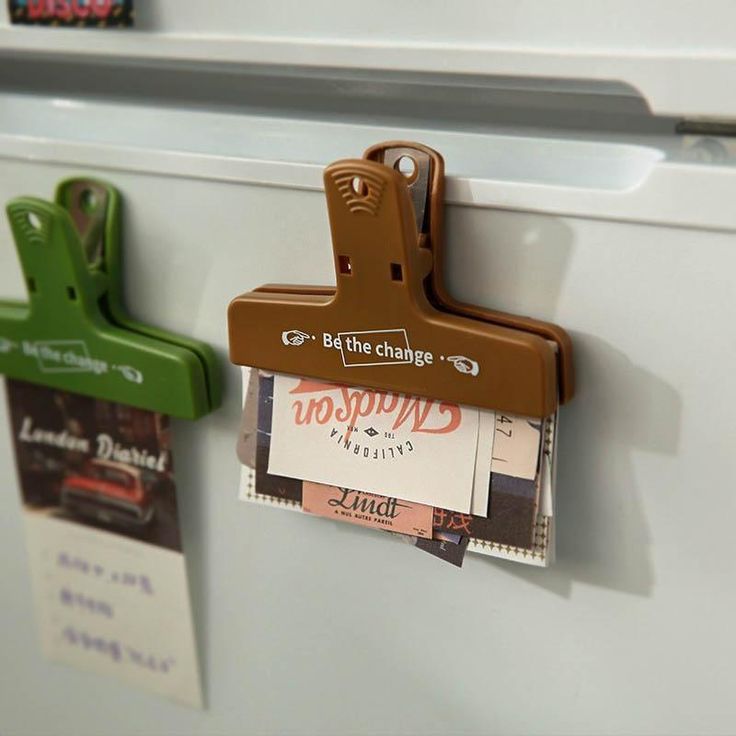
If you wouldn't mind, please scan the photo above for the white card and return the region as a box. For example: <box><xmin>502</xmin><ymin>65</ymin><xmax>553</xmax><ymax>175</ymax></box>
<box><xmin>471</xmin><ymin>409</ymin><xmax>495</xmax><ymax>517</ymax></box>
<box><xmin>490</xmin><ymin>413</ymin><xmax>543</xmax><ymax>480</ymax></box>
<box><xmin>539</xmin><ymin>414</ymin><xmax>558</xmax><ymax>518</ymax></box>
<box><xmin>267</xmin><ymin>374</ymin><xmax>480</xmax><ymax>513</ymax></box>
<box><xmin>24</xmin><ymin>513</ymin><xmax>202</xmax><ymax>708</ymax></box>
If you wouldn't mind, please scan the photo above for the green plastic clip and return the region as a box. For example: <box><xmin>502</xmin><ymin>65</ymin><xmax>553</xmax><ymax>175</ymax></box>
<box><xmin>0</xmin><ymin>178</ymin><xmax>221</xmax><ymax>419</ymax></box>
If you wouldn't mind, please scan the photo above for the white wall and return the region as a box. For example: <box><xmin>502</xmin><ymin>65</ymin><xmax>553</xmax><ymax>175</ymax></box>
<box><xmin>1</xmin><ymin>9</ymin><xmax>736</xmax><ymax>733</ymax></box>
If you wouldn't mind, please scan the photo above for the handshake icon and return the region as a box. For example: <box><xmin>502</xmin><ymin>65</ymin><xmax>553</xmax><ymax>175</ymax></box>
<box><xmin>281</xmin><ymin>330</ymin><xmax>312</xmax><ymax>347</ymax></box>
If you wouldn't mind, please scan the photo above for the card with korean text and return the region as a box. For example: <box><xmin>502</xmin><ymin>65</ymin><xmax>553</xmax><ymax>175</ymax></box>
<box><xmin>5</xmin><ymin>378</ymin><xmax>202</xmax><ymax>707</ymax></box>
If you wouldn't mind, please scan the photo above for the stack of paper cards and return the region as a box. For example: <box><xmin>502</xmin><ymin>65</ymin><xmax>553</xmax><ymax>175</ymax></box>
<box><xmin>238</xmin><ymin>370</ymin><xmax>557</xmax><ymax>568</ymax></box>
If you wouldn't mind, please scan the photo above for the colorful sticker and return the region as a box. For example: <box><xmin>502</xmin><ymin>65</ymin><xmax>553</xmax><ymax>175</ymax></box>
<box><xmin>7</xmin><ymin>0</ymin><xmax>134</xmax><ymax>27</ymax></box>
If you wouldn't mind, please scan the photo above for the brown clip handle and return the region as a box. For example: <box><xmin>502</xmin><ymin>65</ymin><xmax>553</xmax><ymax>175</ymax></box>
<box><xmin>229</xmin><ymin>150</ymin><xmax>560</xmax><ymax>418</ymax></box>
<box><xmin>323</xmin><ymin>159</ymin><xmax>432</xmax><ymax>313</ymax></box>
<box><xmin>364</xmin><ymin>141</ymin><xmax>575</xmax><ymax>404</ymax></box>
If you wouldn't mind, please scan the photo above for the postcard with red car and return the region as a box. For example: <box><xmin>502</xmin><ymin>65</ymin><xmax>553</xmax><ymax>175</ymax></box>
<box><xmin>5</xmin><ymin>378</ymin><xmax>202</xmax><ymax>707</ymax></box>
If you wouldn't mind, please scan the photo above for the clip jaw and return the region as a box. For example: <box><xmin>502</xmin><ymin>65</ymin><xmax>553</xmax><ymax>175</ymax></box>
<box><xmin>0</xmin><ymin>179</ymin><xmax>220</xmax><ymax>419</ymax></box>
<box><xmin>229</xmin><ymin>150</ymin><xmax>562</xmax><ymax>418</ymax></box>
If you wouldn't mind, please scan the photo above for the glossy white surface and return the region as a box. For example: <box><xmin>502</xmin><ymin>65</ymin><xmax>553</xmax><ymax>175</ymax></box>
<box><xmin>3</xmin><ymin>1</ymin><xmax>736</xmax><ymax>117</ymax></box>
<box><xmin>2</xmin><ymin>93</ymin><xmax>736</xmax><ymax>233</ymax></box>
<box><xmin>1</xmin><ymin>28</ymin><xmax>736</xmax><ymax>735</ymax></box>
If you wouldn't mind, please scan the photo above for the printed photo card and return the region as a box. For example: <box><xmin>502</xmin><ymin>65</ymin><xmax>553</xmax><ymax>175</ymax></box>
<box><xmin>5</xmin><ymin>378</ymin><xmax>202</xmax><ymax>707</ymax></box>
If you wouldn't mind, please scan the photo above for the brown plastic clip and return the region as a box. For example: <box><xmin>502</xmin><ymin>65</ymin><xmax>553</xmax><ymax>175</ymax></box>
<box><xmin>363</xmin><ymin>141</ymin><xmax>575</xmax><ymax>405</ymax></box>
<box><xmin>229</xmin><ymin>142</ymin><xmax>574</xmax><ymax>418</ymax></box>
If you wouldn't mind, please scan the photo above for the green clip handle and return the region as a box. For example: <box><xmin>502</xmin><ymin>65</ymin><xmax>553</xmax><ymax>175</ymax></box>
<box><xmin>0</xmin><ymin>180</ymin><xmax>221</xmax><ymax>419</ymax></box>
<box><xmin>55</xmin><ymin>179</ymin><xmax>222</xmax><ymax>412</ymax></box>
